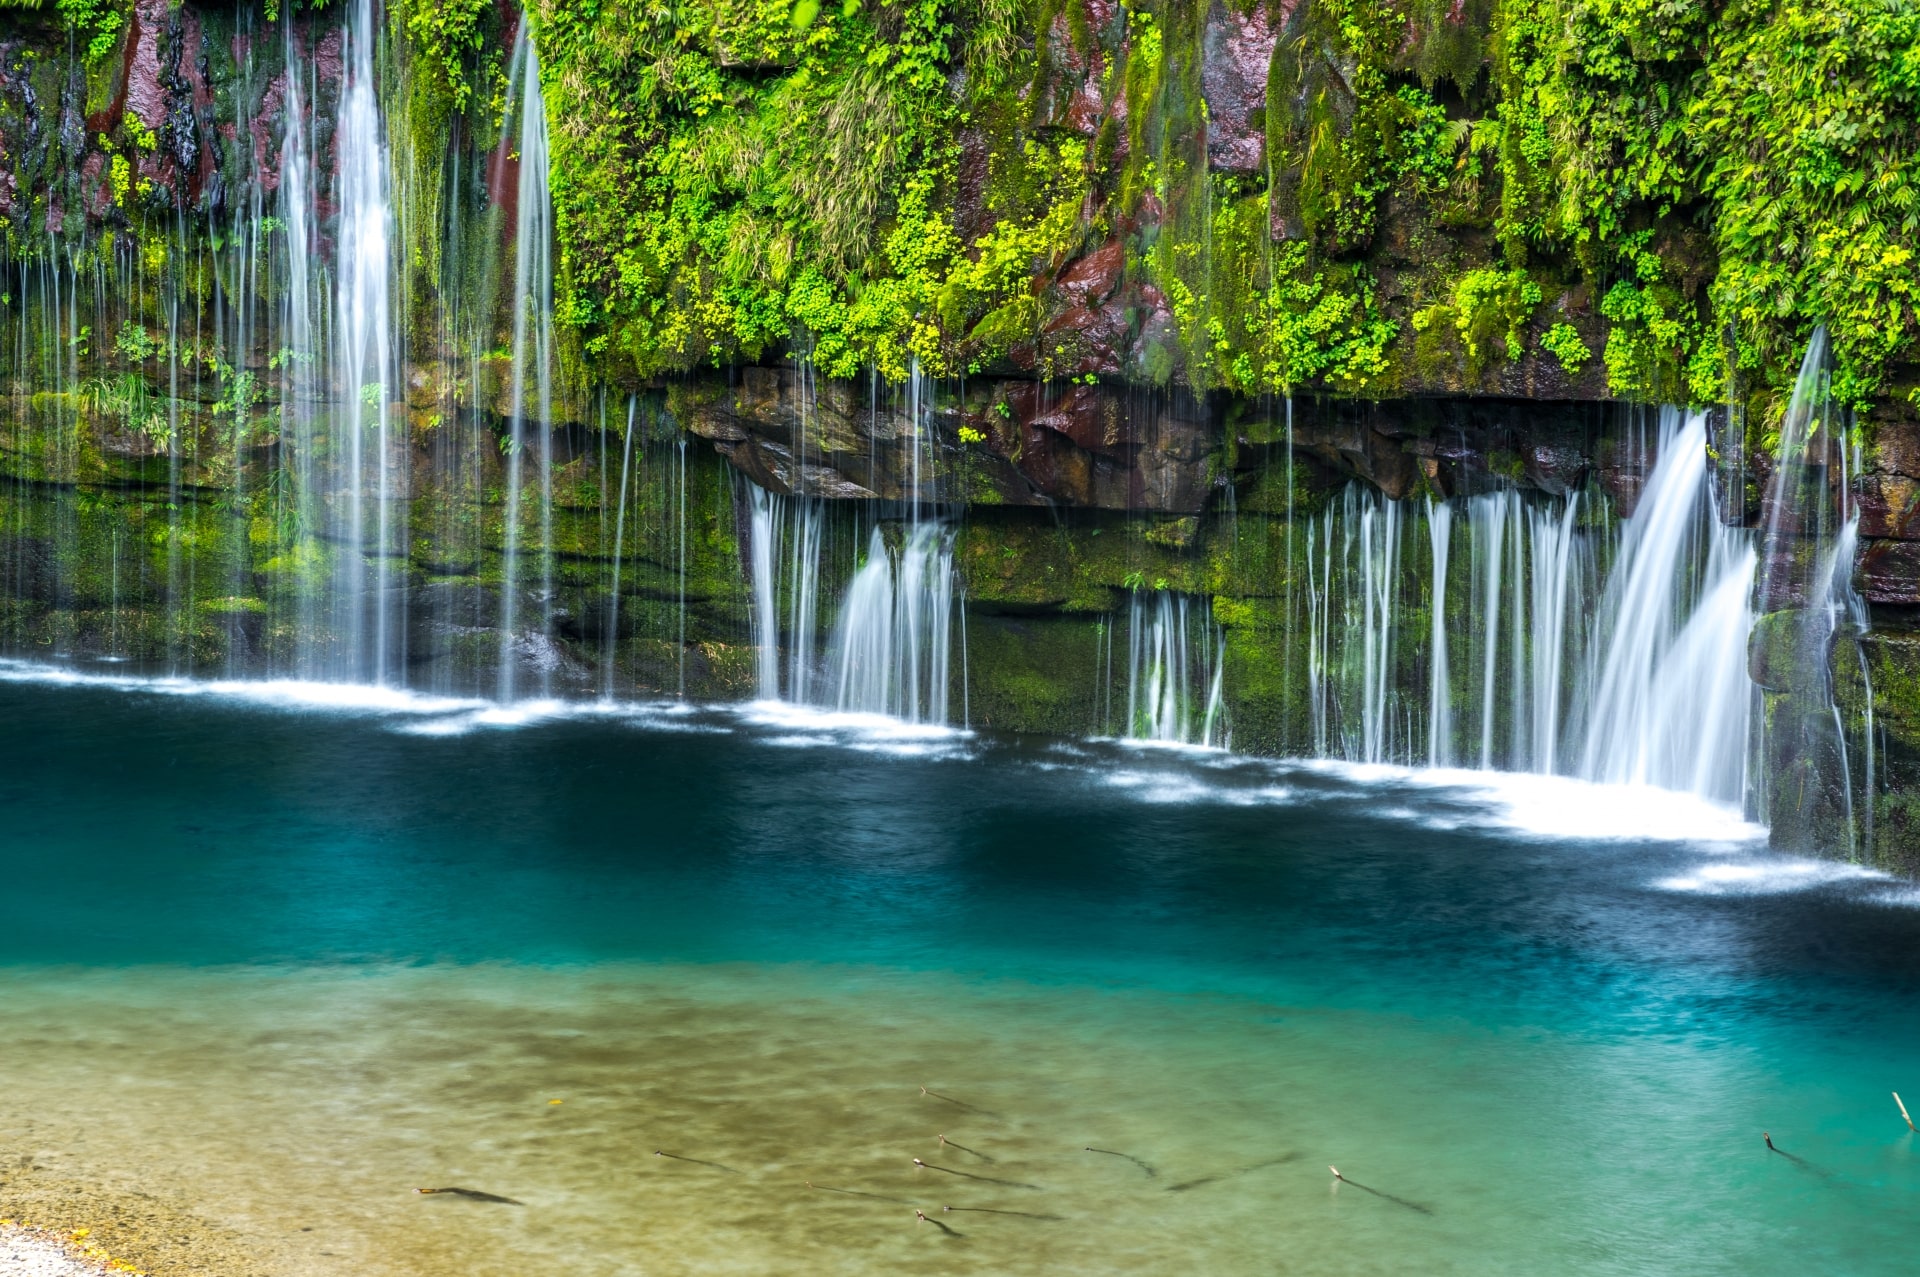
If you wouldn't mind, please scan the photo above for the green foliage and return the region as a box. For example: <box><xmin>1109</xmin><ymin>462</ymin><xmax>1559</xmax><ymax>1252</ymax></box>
<box><xmin>1492</xmin><ymin>0</ymin><xmax>1918</xmax><ymax>406</ymax></box>
<box><xmin>262</xmin><ymin>0</ymin><xmax>336</xmax><ymax>22</ymax></box>
<box><xmin>55</xmin><ymin>0</ymin><xmax>121</xmax><ymax>63</ymax></box>
<box><xmin>113</xmin><ymin>321</ymin><xmax>158</xmax><ymax>364</ymax></box>
<box><xmin>1271</xmin><ymin>2</ymin><xmax>1461</xmax><ymax>253</ymax></box>
<box><xmin>1692</xmin><ymin>0</ymin><xmax>1920</xmax><ymax>407</ymax></box>
<box><xmin>400</xmin><ymin>0</ymin><xmax>494</xmax><ymax>114</ymax></box>
<box><xmin>29</xmin><ymin>0</ymin><xmax>1896</xmax><ymax>411</ymax></box>
<box><xmin>534</xmin><ymin>0</ymin><xmax>959</xmax><ymax>375</ymax></box>
<box><xmin>1540</xmin><ymin>322</ymin><xmax>1591</xmax><ymax>374</ymax></box>
<box><xmin>1450</xmin><ymin>268</ymin><xmax>1541</xmax><ymax>363</ymax></box>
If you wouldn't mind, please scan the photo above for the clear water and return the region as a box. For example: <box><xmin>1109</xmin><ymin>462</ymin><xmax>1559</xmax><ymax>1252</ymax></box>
<box><xmin>2</xmin><ymin>666</ymin><xmax>1918</xmax><ymax>1275</ymax></box>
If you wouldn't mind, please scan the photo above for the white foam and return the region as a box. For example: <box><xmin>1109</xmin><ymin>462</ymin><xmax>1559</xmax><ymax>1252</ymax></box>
<box><xmin>0</xmin><ymin>660</ymin><xmax>1808</xmax><ymax>854</ymax></box>
<box><xmin>1102</xmin><ymin>769</ymin><xmax>1292</xmax><ymax>807</ymax></box>
<box><xmin>395</xmin><ymin>697</ymin><xmax>732</xmax><ymax>738</ymax></box>
<box><xmin>1655</xmin><ymin>858</ymin><xmax>1886</xmax><ymax>895</ymax></box>
<box><xmin>0</xmin><ymin>659</ymin><xmax>489</xmax><ymax>715</ymax></box>
<box><xmin>1114</xmin><ymin>735</ymin><xmax>1229</xmax><ymax>757</ymax></box>
<box><xmin>1102</xmin><ymin>770</ymin><xmax>1217</xmax><ymax>804</ymax></box>
<box><xmin>1296</xmin><ymin>758</ymin><xmax>1415</xmax><ymax>785</ymax></box>
<box><xmin>1399</xmin><ymin>768</ymin><xmax>1767</xmax><ymax>844</ymax></box>
<box><xmin>1094</xmin><ymin>754</ymin><xmax>1766</xmax><ymax>845</ymax></box>
<box><xmin>735</xmin><ymin>699</ymin><xmax>970</xmax><ymax>740</ymax></box>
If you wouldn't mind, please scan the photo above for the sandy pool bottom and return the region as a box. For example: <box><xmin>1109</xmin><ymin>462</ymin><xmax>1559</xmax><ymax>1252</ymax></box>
<box><xmin>0</xmin><ymin>961</ymin><xmax>1899</xmax><ymax>1277</ymax></box>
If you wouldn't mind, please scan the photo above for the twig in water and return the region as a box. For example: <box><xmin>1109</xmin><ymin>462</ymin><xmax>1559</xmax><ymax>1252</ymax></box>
<box><xmin>807</xmin><ymin>1182</ymin><xmax>909</xmax><ymax>1203</ymax></box>
<box><xmin>939</xmin><ymin>1134</ymin><xmax>995</xmax><ymax>1164</ymax></box>
<box><xmin>414</xmin><ymin>1187</ymin><xmax>523</xmax><ymax>1205</ymax></box>
<box><xmin>1761</xmin><ymin>1133</ymin><xmax>1832</xmax><ymax>1179</ymax></box>
<box><xmin>1896</xmin><ymin>1094</ymin><xmax>1918</xmax><ymax>1134</ymax></box>
<box><xmin>920</xmin><ymin>1086</ymin><xmax>991</xmax><ymax>1116</ymax></box>
<box><xmin>1166</xmin><ymin>1153</ymin><xmax>1300</xmax><ymax>1193</ymax></box>
<box><xmin>1326</xmin><ymin>1166</ymin><xmax>1433</xmax><ymax>1215</ymax></box>
<box><xmin>654</xmin><ymin>1150</ymin><xmax>738</xmax><ymax>1174</ymax></box>
<box><xmin>944</xmin><ymin>1205</ymin><xmax>1063</xmax><ymax>1221</ymax></box>
<box><xmin>1085</xmin><ymin>1147</ymin><xmax>1155</xmax><ymax>1177</ymax></box>
<box><xmin>913</xmin><ymin>1158</ymin><xmax>1042</xmax><ymax>1190</ymax></box>
<box><xmin>916</xmin><ymin>1209</ymin><xmax>963</xmax><ymax>1237</ymax></box>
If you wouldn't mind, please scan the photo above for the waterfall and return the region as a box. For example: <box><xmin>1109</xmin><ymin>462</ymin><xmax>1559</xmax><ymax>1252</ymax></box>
<box><xmin>1124</xmin><ymin>590</ymin><xmax>1228</xmax><ymax>747</ymax></box>
<box><xmin>602</xmin><ymin>396</ymin><xmax>637</xmax><ymax>699</ymax></box>
<box><xmin>1307</xmin><ymin>485</ymin><xmax>1416</xmax><ymax>763</ymax></box>
<box><xmin>1427</xmin><ymin>498</ymin><xmax>1452</xmax><ymax>767</ymax></box>
<box><xmin>746</xmin><ymin>486</ymin><xmax>826</xmax><ymax>703</ymax></box>
<box><xmin>1528</xmin><ymin>498</ymin><xmax>1581</xmax><ymax>777</ymax></box>
<box><xmin>749</xmin><ymin>489</ymin><xmax>781</xmax><ymax>698</ymax></box>
<box><xmin>330</xmin><ymin>0</ymin><xmax>401</xmax><ymax>684</ymax></box>
<box><xmin>1579</xmin><ymin>410</ymin><xmax>1755</xmax><ymax>804</ymax></box>
<box><xmin>833</xmin><ymin>523</ymin><xmax>957</xmax><ymax>723</ymax></box>
<box><xmin>740</xmin><ymin>360</ymin><xmax>964</xmax><ymax>724</ymax></box>
<box><xmin>1470</xmin><ymin>490</ymin><xmax>1509</xmax><ymax>769</ymax></box>
<box><xmin>277</xmin><ymin>20</ymin><xmax>323</xmax><ymax>677</ymax></box>
<box><xmin>1297</xmin><ymin>414</ymin><xmax>1748</xmax><ymax>798</ymax></box>
<box><xmin>497</xmin><ymin>27</ymin><xmax>556</xmax><ymax>701</ymax></box>
<box><xmin>742</xmin><ymin>496</ymin><xmax>961</xmax><ymax>724</ymax></box>
<box><xmin>1751</xmin><ymin>328</ymin><xmax>1872</xmax><ymax>847</ymax></box>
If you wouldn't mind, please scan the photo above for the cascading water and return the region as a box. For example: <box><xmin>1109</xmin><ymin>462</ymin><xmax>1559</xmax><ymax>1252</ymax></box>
<box><xmin>497</xmin><ymin>26</ymin><xmax>557</xmax><ymax>701</ymax></box>
<box><xmin>2</xmin><ymin>10</ymin><xmax>1891</xmax><ymax>857</ymax></box>
<box><xmin>747</xmin><ymin>485</ymin><xmax>825</xmax><ymax>703</ymax></box>
<box><xmin>832</xmin><ymin>522</ymin><xmax>957</xmax><ymax>723</ymax></box>
<box><xmin>1426</xmin><ymin>498</ymin><xmax>1452</xmax><ymax>767</ymax></box>
<box><xmin>1457</xmin><ymin>487</ymin><xmax>1588</xmax><ymax>774</ymax></box>
<box><xmin>276</xmin><ymin>19</ymin><xmax>323</xmax><ymax>676</ymax></box>
<box><xmin>1307</xmin><ymin>486</ymin><xmax>1415</xmax><ymax>763</ymax></box>
<box><xmin>602</xmin><ymin>396</ymin><xmax>638</xmax><ymax>700</ymax></box>
<box><xmin>1123</xmin><ymin>589</ymin><xmax>1227</xmax><ymax>747</ymax></box>
<box><xmin>740</xmin><ymin>362</ymin><xmax>965</xmax><ymax>724</ymax></box>
<box><xmin>329</xmin><ymin>0</ymin><xmax>401</xmax><ymax>684</ymax></box>
<box><xmin>1302</xmin><ymin>409</ymin><xmax>1752</xmax><ymax>803</ymax></box>
<box><xmin>1751</xmin><ymin>327</ymin><xmax>1873</xmax><ymax>849</ymax></box>
<box><xmin>1578</xmin><ymin>410</ymin><xmax>1755</xmax><ymax>804</ymax></box>
<box><xmin>743</xmin><ymin>488</ymin><xmax>960</xmax><ymax>724</ymax></box>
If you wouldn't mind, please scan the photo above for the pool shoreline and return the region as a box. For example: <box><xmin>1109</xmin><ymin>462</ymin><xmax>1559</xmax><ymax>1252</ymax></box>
<box><xmin>2</xmin><ymin>1221</ymin><xmax>124</xmax><ymax>1277</ymax></box>
<box><xmin>1</xmin><ymin>1162</ymin><xmax>276</xmax><ymax>1277</ymax></box>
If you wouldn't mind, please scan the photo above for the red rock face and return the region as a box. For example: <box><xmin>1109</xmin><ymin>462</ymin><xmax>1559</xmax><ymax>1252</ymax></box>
<box><xmin>1031</xmin><ymin>239</ymin><xmax>1132</xmax><ymax>378</ymax></box>
<box><xmin>1201</xmin><ymin>1</ymin><xmax>1277</xmax><ymax>174</ymax></box>
<box><xmin>124</xmin><ymin>0</ymin><xmax>172</xmax><ymax>140</ymax></box>
<box><xmin>1037</xmin><ymin>0</ymin><xmax>1128</xmax><ymax>141</ymax></box>
<box><xmin>992</xmin><ymin>381</ymin><xmax>1214</xmax><ymax>511</ymax></box>
<box><xmin>249</xmin><ymin>63</ymin><xmax>293</xmax><ymax>195</ymax></box>
<box><xmin>1857</xmin><ymin>541</ymin><xmax>1920</xmax><ymax>605</ymax></box>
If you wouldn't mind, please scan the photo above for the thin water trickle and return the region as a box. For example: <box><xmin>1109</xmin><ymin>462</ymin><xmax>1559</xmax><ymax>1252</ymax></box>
<box><xmin>497</xmin><ymin>27</ymin><xmax>556</xmax><ymax>702</ymax></box>
<box><xmin>278</xmin><ymin>18</ymin><xmax>322</xmax><ymax>677</ymax></box>
<box><xmin>603</xmin><ymin>397</ymin><xmax>638</xmax><ymax>700</ymax></box>
<box><xmin>1427</xmin><ymin>498</ymin><xmax>1452</xmax><ymax>768</ymax></box>
<box><xmin>331</xmin><ymin>0</ymin><xmax>400</xmax><ymax>684</ymax></box>
<box><xmin>1752</xmin><ymin>327</ymin><xmax>1875</xmax><ymax>850</ymax></box>
<box><xmin>676</xmin><ymin>436</ymin><xmax>689</xmax><ymax>698</ymax></box>
<box><xmin>1123</xmin><ymin>589</ymin><xmax>1227</xmax><ymax>747</ymax></box>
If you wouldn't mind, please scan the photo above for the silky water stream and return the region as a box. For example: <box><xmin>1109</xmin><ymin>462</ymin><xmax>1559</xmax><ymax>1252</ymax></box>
<box><xmin>1</xmin><ymin>668</ymin><xmax>1918</xmax><ymax>1276</ymax></box>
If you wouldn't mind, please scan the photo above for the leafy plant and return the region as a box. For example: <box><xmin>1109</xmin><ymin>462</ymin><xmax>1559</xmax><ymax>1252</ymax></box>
<box><xmin>56</xmin><ymin>0</ymin><xmax>121</xmax><ymax>63</ymax></box>
<box><xmin>1540</xmin><ymin>322</ymin><xmax>1591</xmax><ymax>374</ymax></box>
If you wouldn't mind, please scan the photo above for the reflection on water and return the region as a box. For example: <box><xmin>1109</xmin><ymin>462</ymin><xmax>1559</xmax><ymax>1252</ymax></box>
<box><xmin>1</xmin><ymin>669</ymin><xmax>1919</xmax><ymax>1273</ymax></box>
